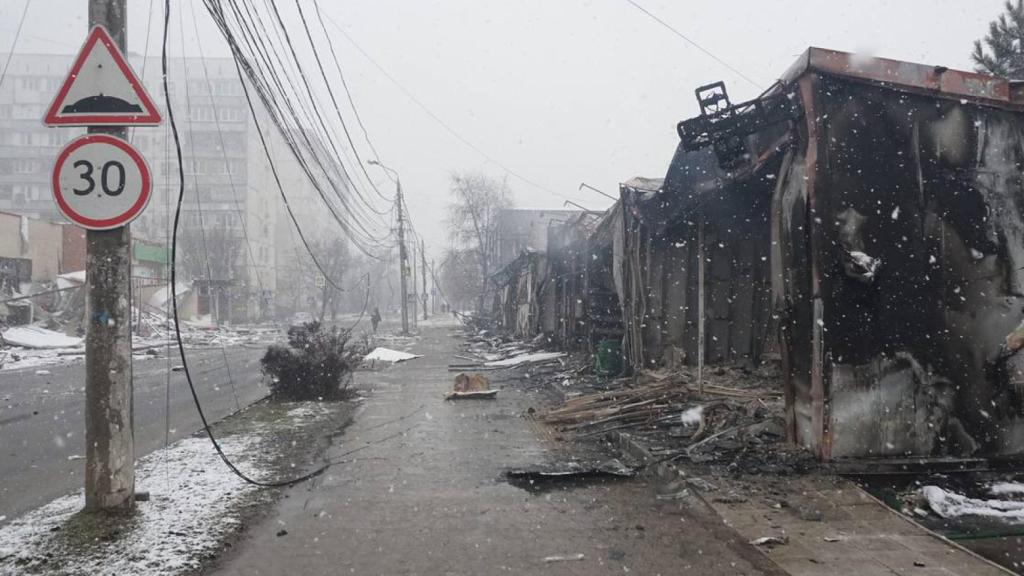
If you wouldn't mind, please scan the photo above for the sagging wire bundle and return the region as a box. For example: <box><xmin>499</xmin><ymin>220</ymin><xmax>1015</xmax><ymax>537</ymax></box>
<box><xmin>162</xmin><ymin>0</ymin><xmax>409</xmax><ymax>488</ymax></box>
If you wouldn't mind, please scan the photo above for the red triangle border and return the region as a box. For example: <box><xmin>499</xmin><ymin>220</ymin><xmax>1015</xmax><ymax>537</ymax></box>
<box><xmin>43</xmin><ymin>25</ymin><xmax>162</xmax><ymax>127</ymax></box>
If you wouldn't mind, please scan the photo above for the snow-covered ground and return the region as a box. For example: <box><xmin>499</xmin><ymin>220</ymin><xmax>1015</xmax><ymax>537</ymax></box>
<box><xmin>0</xmin><ymin>400</ymin><xmax>339</xmax><ymax>575</ymax></box>
<box><xmin>0</xmin><ymin>435</ymin><xmax>265</xmax><ymax>575</ymax></box>
<box><xmin>921</xmin><ymin>485</ymin><xmax>1024</xmax><ymax>522</ymax></box>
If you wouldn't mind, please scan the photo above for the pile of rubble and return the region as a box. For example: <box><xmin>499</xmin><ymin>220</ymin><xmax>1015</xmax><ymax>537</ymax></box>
<box><xmin>453</xmin><ymin>331</ymin><xmax>567</xmax><ymax>372</ymax></box>
<box><xmin>453</xmin><ymin>326</ymin><xmax>813</xmax><ymax>475</ymax></box>
<box><xmin>531</xmin><ymin>356</ymin><xmax>814</xmax><ymax>475</ymax></box>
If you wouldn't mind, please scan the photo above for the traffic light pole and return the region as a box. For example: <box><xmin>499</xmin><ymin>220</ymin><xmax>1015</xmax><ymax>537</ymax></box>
<box><xmin>84</xmin><ymin>0</ymin><xmax>135</xmax><ymax>512</ymax></box>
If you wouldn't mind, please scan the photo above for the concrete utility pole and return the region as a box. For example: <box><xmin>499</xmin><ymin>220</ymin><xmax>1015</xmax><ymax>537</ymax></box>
<box><xmin>368</xmin><ymin>159</ymin><xmax>409</xmax><ymax>334</ymax></box>
<box><xmin>85</xmin><ymin>0</ymin><xmax>134</xmax><ymax>511</ymax></box>
<box><xmin>396</xmin><ymin>180</ymin><xmax>410</xmax><ymax>334</ymax></box>
<box><xmin>421</xmin><ymin>239</ymin><xmax>428</xmax><ymax>320</ymax></box>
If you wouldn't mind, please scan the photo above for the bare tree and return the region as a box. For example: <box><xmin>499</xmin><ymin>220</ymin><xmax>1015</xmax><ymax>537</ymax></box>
<box><xmin>310</xmin><ymin>236</ymin><xmax>349</xmax><ymax>323</ymax></box>
<box><xmin>439</xmin><ymin>248</ymin><xmax>483</xmax><ymax>312</ymax></box>
<box><xmin>446</xmin><ymin>172</ymin><xmax>513</xmax><ymax>315</ymax></box>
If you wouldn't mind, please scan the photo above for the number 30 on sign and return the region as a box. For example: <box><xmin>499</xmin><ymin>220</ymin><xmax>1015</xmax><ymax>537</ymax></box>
<box><xmin>51</xmin><ymin>134</ymin><xmax>152</xmax><ymax>230</ymax></box>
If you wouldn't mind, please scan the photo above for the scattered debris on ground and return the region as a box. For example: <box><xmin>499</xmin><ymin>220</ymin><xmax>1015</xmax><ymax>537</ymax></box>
<box><xmin>542</xmin><ymin>553</ymin><xmax>585</xmax><ymax>563</ymax></box>
<box><xmin>504</xmin><ymin>458</ymin><xmax>636</xmax><ymax>492</ymax></box>
<box><xmin>1</xmin><ymin>325</ymin><xmax>82</xmax><ymax>349</ymax></box>
<box><xmin>749</xmin><ymin>535</ymin><xmax>789</xmax><ymax>547</ymax></box>
<box><xmin>445</xmin><ymin>372</ymin><xmax>498</xmax><ymax>400</ymax></box>
<box><xmin>0</xmin><ymin>320</ymin><xmax>278</xmax><ymax>372</ymax></box>
<box><xmin>529</xmin><ymin>360</ymin><xmax>810</xmax><ymax>474</ymax></box>
<box><xmin>363</xmin><ymin>347</ymin><xmax>422</xmax><ymax>364</ymax></box>
<box><xmin>483</xmin><ymin>351</ymin><xmax>566</xmax><ymax>367</ymax></box>
<box><xmin>444</xmin><ymin>389</ymin><xmax>499</xmax><ymax>400</ymax></box>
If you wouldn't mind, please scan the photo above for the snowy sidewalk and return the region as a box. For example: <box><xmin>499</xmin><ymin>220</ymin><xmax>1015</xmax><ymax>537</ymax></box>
<box><xmin>213</xmin><ymin>326</ymin><xmax>782</xmax><ymax>575</ymax></box>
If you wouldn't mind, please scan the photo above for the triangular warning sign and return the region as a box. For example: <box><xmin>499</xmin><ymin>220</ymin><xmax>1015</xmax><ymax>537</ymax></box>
<box><xmin>43</xmin><ymin>25</ymin><xmax>162</xmax><ymax>127</ymax></box>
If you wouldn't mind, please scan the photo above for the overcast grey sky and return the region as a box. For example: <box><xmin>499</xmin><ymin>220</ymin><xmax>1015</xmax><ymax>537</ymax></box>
<box><xmin>0</xmin><ymin>0</ymin><xmax>1007</xmax><ymax>253</ymax></box>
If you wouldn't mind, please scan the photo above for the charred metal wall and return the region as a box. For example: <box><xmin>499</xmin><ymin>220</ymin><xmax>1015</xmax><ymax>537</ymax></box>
<box><xmin>780</xmin><ymin>74</ymin><xmax>1024</xmax><ymax>459</ymax></box>
<box><xmin>626</xmin><ymin>163</ymin><xmax>775</xmax><ymax>372</ymax></box>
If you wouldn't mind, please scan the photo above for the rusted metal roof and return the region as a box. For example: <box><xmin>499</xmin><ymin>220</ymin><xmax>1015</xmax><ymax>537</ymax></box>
<box><xmin>780</xmin><ymin>47</ymin><xmax>1022</xmax><ymax>109</ymax></box>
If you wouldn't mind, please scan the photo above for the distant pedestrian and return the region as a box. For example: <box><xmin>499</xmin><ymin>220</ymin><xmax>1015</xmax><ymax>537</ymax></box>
<box><xmin>370</xmin><ymin>306</ymin><xmax>382</xmax><ymax>333</ymax></box>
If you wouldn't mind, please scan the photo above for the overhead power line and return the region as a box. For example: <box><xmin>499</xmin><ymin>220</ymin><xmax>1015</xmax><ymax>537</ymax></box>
<box><xmin>164</xmin><ymin>0</ymin><xmax>333</xmax><ymax>489</ymax></box>
<box><xmin>203</xmin><ymin>0</ymin><xmax>396</xmax><ymax>255</ymax></box>
<box><xmin>621</xmin><ymin>0</ymin><xmax>763</xmax><ymax>90</ymax></box>
<box><xmin>310</xmin><ymin>0</ymin><xmax>384</xmax><ymax>164</ymax></box>
<box><xmin>318</xmin><ymin>12</ymin><xmax>589</xmax><ymax>205</ymax></box>
<box><xmin>0</xmin><ymin>0</ymin><xmax>32</xmax><ymax>90</ymax></box>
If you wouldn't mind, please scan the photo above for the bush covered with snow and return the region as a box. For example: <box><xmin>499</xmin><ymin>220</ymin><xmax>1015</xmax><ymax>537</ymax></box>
<box><xmin>261</xmin><ymin>321</ymin><xmax>359</xmax><ymax>400</ymax></box>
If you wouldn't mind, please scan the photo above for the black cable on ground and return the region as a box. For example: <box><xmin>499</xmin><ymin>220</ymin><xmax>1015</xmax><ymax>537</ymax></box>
<box><xmin>164</xmin><ymin>0</ymin><xmax>328</xmax><ymax>488</ymax></box>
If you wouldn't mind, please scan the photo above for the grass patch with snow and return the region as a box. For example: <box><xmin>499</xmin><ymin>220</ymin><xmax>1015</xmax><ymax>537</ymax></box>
<box><xmin>0</xmin><ymin>400</ymin><xmax>350</xmax><ymax>576</ymax></box>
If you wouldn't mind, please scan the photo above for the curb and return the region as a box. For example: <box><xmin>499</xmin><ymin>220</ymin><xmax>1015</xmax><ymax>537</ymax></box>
<box><xmin>606</xmin><ymin>430</ymin><xmax>1016</xmax><ymax>576</ymax></box>
<box><xmin>606</xmin><ymin>430</ymin><xmax>792</xmax><ymax>576</ymax></box>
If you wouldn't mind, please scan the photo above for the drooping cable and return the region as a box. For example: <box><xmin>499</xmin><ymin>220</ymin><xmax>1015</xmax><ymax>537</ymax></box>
<box><xmin>204</xmin><ymin>0</ymin><xmax>395</xmax><ymax>251</ymax></box>
<box><xmin>164</xmin><ymin>0</ymin><xmax>329</xmax><ymax>488</ymax></box>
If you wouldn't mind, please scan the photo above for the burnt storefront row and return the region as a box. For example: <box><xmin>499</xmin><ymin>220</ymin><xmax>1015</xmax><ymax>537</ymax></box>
<box><xmin>489</xmin><ymin>47</ymin><xmax>1024</xmax><ymax>462</ymax></box>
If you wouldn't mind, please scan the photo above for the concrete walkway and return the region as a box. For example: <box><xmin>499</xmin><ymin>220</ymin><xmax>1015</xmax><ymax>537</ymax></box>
<box><xmin>213</xmin><ymin>326</ymin><xmax>780</xmax><ymax>575</ymax></box>
<box><xmin>699</xmin><ymin>474</ymin><xmax>1013</xmax><ymax>576</ymax></box>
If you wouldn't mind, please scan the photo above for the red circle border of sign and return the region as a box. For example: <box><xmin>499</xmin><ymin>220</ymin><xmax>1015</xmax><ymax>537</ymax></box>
<box><xmin>51</xmin><ymin>134</ymin><xmax>152</xmax><ymax>230</ymax></box>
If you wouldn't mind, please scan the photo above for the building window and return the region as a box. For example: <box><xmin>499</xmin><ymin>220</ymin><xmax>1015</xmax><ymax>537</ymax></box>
<box><xmin>21</xmin><ymin>77</ymin><xmax>39</xmax><ymax>90</ymax></box>
<box><xmin>189</xmin><ymin>107</ymin><xmax>215</xmax><ymax>122</ymax></box>
<box><xmin>14</xmin><ymin>159</ymin><xmax>37</xmax><ymax>173</ymax></box>
<box><xmin>219</xmin><ymin>107</ymin><xmax>245</xmax><ymax>122</ymax></box>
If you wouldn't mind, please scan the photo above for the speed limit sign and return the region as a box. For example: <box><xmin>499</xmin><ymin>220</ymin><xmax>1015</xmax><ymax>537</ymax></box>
<box><xmin>51</xmin><ymin>133</ymin><xmax>151</xmax><ymax>230</ymax></box>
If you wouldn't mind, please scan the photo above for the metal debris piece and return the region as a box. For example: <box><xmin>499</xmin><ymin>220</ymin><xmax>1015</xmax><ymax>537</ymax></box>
<box><xmin>444</xmin><ymin>389</ymin><xmax>499</xmax><ymax>400</ymax></box>
<box><xmin>543</xmin><ymin>553</ymin><xmax>585</xmax><ymax>563</ymax></box>
<box><xmin>749</xmin><ymin>536</ymin><xmax>789</xmax><ymax>547</ymax></box>
<box><xmin>505</xmin><ymin>459</ymin><xmax>635</xmax><ymax>489</ymax></box>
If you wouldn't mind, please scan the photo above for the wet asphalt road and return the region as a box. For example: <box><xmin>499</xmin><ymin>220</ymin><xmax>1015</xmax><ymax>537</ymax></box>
<box><xmin>0</xmin><ymin>345</ymin><xmax>268</xmax><ymax>523</ymax></box>
<box><xmin>215</xmin><ymin>326</ymin><xmax>778</xmax><ymax>575</ymax></box>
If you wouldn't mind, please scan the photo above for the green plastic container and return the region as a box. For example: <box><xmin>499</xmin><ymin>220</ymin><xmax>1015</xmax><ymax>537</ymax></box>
<box><xmin>595</xmin><ymin>338</ymin><xmax>622</xmax><ymax>376</ymax></box>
